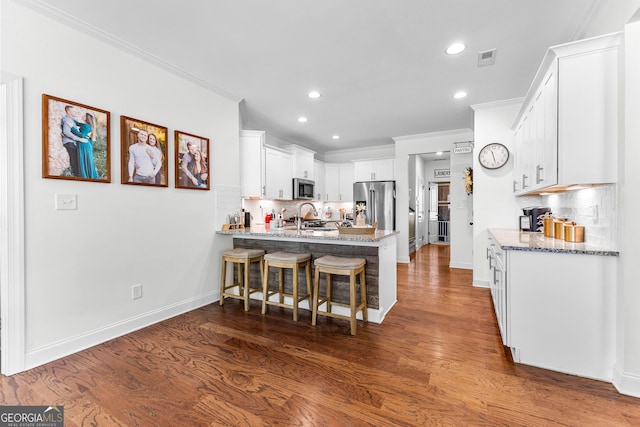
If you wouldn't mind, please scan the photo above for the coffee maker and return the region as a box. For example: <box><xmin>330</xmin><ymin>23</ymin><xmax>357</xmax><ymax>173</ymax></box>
<box><xmin>520</xmin><ymin>207</ymin><xmax>551</xmax><ymax>232</ymax></box>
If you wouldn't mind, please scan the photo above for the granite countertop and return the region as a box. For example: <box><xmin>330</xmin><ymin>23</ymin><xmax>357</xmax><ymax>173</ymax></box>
<box><xmin>217</xmin><ymin>224</ymin><xmax>399</xmax><ymax>242</ymax></box>
<box><xmin>489</xmin><ymin>228</ymin><xmax>619</xmax><ymax>256</ymax></box>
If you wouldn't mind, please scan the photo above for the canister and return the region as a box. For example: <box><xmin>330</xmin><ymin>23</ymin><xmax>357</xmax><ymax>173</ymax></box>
<box><xmin>553</xmin><ymin>219</ymin><xmax>567</xmax><ymax>240</ymax></box>
<box><xmin>543</xmin><ymin>216</ymin><xmax>554</xmax><ymax>238</ymax></box>
<box><xmin>564</xmin><ymin>222</ymin><xmax>585</xmax><ymax>243</ymax></box>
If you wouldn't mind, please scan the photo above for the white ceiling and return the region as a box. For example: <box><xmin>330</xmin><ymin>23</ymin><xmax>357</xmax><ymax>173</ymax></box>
<box><xmin>28</xmin><ymin>0</ymin><xmax>606</xmax><ymax>154</ymax></box>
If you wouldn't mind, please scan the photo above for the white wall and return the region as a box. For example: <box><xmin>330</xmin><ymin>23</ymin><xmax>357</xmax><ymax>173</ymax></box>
<box><xmin>2</xmin><ymin>1</ymin><xmax>240</xmax><ymax>369</ymax></box>
<box><xmin>393</xmin><ymin>129</ymin><xmax>473</xmax><ymax>264</ymax></box>
<box><xmin>470</xmin><ymin>100</ymin><xmax>524</xmax><ymax>286</ymax></box>
<box><xmin>614</xmin><ymin>13</ymin><xmax>640</xmax><ymax>398</ymax></box>
<box><xmin>320</xmin><ymin>144</ymin><xmax>395</xmax><ymax>163</ymax></box>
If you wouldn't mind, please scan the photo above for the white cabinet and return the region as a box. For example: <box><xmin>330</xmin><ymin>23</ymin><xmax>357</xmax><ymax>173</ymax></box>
<box><xmin>264</xmin><ymin>147</ymin><xmax>292</xmax><ymax>199</ymax></box>
<box><xmin>507</xmin><ymin>250</ymin><xmax>615</xmax><ymax>381</ymax></box>
<box><xmin>339</xmin><ymin>163</ymin><xmax>354</xmax><ymax>201</ymax></box>
<box><xmin>487</xmin><ymin>235</ymin><xmax>508</xmax><ymax>345</ymax></box>
<box><xmin>512</xmin><ymin>33</ymin><xmax>619</xmax><ymax>195</ymax></box>
<box><xmin>286</xmin><ymin>145</ymin><xmax>316</xmax><ymax>180</ymax></box>
<box><xmin>324</xmin><ymin>162</ymin><xmax>354</xmax><ymax>201</ymax></box>
<box><xmin>239</xmin><ymin>130</ymin><xmax>265</xmax><ymax>198</ymax></box>
<box><xmin>353</xmin><ymin>158</ymin><xmax>394</xmax><ymax>182</ymax></box>
<box><xmin>314</xmin><ymin>160</ymin><xmax>325</xmax><ymax>201</ymax></box>
<box><xmin>487</xmin><ymin>230</ymin><xmax>616</xmax><ymax>381</ymax></box>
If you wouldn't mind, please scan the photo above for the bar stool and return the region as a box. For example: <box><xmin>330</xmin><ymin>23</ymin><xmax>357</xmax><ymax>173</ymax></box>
<box><xmin>219</xmin><ymin>248</ymin><xmax>265</xmax><ymax>311</ymax></box>
<box><xmin>312</xmin><ymin>255</ymin><xmax>367</xmax><ymax>335</ymax></box>
<box><xmin>261</xmin><ymin>251</ymin><xmax>312</xmax><ymax>322</ymax></box>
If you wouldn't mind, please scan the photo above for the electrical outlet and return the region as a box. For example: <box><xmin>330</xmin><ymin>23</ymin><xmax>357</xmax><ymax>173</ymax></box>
<box><xmin>132</xmin><ymin>284</ymin><xmax>142</xmax><ymax>300</ymax></box>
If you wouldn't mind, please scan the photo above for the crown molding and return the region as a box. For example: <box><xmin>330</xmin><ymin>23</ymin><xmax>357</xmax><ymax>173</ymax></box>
<box><xmin>18</xmin><ymin>0</ymin><xmax>242</xmax><ymax>103</ymax></box>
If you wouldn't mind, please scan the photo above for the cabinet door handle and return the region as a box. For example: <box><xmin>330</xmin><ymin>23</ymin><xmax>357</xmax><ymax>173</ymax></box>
<box><xmin>536</xmin><ymin>165</ymin><xmax>544</xmax><ymax>184</ymax></box>
<box><xmin>522</xmin><ymin>174</ymin><xmax>528</xmax><ymax>189</ymax></box>
<box><xmin>513</xmin><ymin>180</ymin><xmax>518</xmax><ymax>193</ymax></box>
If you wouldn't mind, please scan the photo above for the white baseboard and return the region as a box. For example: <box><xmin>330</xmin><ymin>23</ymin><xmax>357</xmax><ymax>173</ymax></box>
<box><xmin>449</xmin><ymin>261</ymin><xmax>472</xmax><ymax>270</ymax></box>
<box><xmin>613</xmin><ymin>364</ymin><xmax>640</xmax><ymax>398</ymax></box>
<box><xmin>473</xmin><ymin>279</ymin><xmax>490</xmax><ymax>288</ymax></box>
<box><xmin>25</xmin><ymin>292</ymin><xmax>217</xmax><ymax>371</ymax></box>
<box><xmin>257</xmin><ymin>293</ymin><xmax>391</xmax><ymax>324</ymax></box>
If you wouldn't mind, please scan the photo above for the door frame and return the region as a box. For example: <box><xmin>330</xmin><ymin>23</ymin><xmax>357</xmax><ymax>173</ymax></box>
<box><xmin>0</xmin><ymin>72</ymin><xmax>26</xmax><ymax>375</ymax></box>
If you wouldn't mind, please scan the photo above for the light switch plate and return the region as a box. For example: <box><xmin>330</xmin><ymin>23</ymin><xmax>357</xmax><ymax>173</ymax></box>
<box><xmin>55</xmin><ymin>194</ymin><xmax>77</xmax><ymax>210</ymax></box>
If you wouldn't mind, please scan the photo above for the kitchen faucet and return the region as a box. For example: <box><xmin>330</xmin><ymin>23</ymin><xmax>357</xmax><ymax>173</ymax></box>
<box><xmin>297</xmin><ymin>202</ymin><xmax>318</xmax><ymax>233</ymax></box>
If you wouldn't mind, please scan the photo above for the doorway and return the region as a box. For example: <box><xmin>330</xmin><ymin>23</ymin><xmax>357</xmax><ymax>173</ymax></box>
<box><xmin>428</xmin><ymin>182</ymin><xmax>450</xmax><ymax>244</ymax></box>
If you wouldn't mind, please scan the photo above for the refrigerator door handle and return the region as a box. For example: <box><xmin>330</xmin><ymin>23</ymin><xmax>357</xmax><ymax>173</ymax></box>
<box><xmin>370</xmin><ymin>188</ymin><xmax>375</xmax><ymax>226</ymax></box>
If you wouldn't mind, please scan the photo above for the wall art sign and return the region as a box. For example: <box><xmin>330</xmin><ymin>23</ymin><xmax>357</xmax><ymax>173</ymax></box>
<box><xmin>434</xmin><ymin>169</ymin><xmax>451</xmax><ymax>178</ymax></box>
<box><xmin>120</xmin><ymin>116</ymin><xmax>168</xmax><ymax>187</ymax></box>
<box><xmin>42</xmin><ymin>94</ymin><xmax>110</xmax><ymax>182</ymax></box>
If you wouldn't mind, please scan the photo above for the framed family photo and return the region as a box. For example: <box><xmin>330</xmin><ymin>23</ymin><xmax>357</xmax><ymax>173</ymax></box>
<box><xmin>42</xmin><ymin>94</ymin><xmax>111</xmax><ymax>182</ymax></box>
<box><xmin>175</xmin><ymin>130</ymin><xmax>210</xmax><ymax>190</ymax></box>
<box><xmin>120</xmin><ymin>116</ymin><xmax>168</xmax><ymax>187</ymax></box>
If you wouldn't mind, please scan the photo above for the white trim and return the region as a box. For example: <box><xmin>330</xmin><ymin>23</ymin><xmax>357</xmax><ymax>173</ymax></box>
<box><xmin>473</xmin><ymin>279</ymin><xmax>490</xmax><ymax>288</ymax></box>
<box><xmin>19</xmin><ymin>0</ymin><xmax>242</xmax><ymax>103</ymax></box>
<box><xmin>449</xmin><ymin>261</ymin><xmax>473</xmax><ymax>270</ymax></box>
<box><xmin>0</xmin><ymin>73</ymin><xmax>26</xmax><ymax>375</ymax></box>
<box><xmin>613</xmin><ymin>364</ymin><xmax>640</xmax><ymax>398</ymax></box>
<box><xmin>25</xmin><ymin>292</ymin><xmax>217</xmax><ymax>370</ymax></box>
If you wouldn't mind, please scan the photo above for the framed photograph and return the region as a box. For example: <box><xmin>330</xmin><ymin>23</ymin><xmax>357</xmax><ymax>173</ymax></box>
<box><xmin>120</xmin><ymin>116</ymin><xmax>168</xmax><ymax>187</ymax></box>
<box><xmin>42</xmin><ymin>94</ymin><xmax>110</xmax><ymax>182</ymax></box>
<box><xmin>175</xmin><ymin>130</ymin><xmax>210</xmax><ymax>190</ymax></box>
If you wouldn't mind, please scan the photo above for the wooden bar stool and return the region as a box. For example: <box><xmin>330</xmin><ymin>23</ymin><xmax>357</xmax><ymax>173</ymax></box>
<box><xmin>261</xmin><ymin>251</ymin><xmax>312</xmax><ymax>321</ymax></box>
<box><xmin>312</xmin><ymin>255</ymin><xmax>367</xmax><ymax>335</ymax></box>
<box><xmin>219</xmin><ymin>248</ymin><xmax>265</xmax><ymax>311</ymax></box>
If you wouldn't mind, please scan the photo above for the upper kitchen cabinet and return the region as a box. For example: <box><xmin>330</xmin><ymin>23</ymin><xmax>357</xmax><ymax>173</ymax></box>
<box><xmin>314</xmin><ymin>160</ymin><xmax>326</xmax><ymax>201</ymax></box>
<box><xmin>512</xmin><ymin>33</ymin><xmax>620</xmax><ymax>195</ymax></box>
<box><xmin>239</xmin><ymin>130</ymin><xmax>265</xmax><ymax>198</ymax></box>
<box><xmin>284</xmin><ymin>145</ymin><xmax>316</xmax><ymax>180</ymax></box>
<box><xmin>240</xmin><ymin>130</ymin><xmax>295</xmax><ymax>199</ymax></box>
<box><xmin>353</xmin><ymin>158</ymin><xmax>395</xmax><ymax>182</ymax></box>
<box><xmin>264</xmin><ymin>146</ymin><xmax>293</xmax><ymax>199</ymax></box>
<box><xmin>325</xmin><ymin>162</ymin><xmax>354</xmax><ymax>201</ymax></box>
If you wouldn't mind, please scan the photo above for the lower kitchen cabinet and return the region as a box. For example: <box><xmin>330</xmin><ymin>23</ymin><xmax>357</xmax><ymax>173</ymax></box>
<box><xmin>487</xmin><ymin>230</ymin><xmax>617</xmax><ymax>381</ymax></box>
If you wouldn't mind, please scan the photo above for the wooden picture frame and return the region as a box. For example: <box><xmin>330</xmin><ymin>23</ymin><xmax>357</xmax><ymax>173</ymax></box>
<box><xmin>175</xmin><ymin>131</ymin><xmax>210</xmax><ymax>190</ymax></box>
<box><xmin>42</xmin><ymin>94</ymin><xmax>110</xmax><ymax>182</ymax></box>
<box><xmin>120</xmin><ymin>116</ymin><xmax>168</xmax><ymax>187</ymax></box>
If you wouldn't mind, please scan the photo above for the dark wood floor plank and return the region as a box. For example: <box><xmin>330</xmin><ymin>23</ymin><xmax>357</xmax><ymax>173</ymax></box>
<box><xmin>2</xmin><ymin>244</ymin><xmax>640</xmax><ymax>426</ymax></box>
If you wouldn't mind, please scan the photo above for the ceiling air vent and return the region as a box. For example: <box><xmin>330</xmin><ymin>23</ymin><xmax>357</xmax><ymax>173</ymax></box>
<box><xmin>477</xmin><ymin>48</ymin><xmax>497</xmax><ymax>67</ymax></box>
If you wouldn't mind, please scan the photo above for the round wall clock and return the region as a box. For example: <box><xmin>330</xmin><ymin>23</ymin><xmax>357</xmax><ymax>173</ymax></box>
<box><xmin>478</xmin><ymin>143</ymin><xmax>509</xmax><ymax>169</ymax></box>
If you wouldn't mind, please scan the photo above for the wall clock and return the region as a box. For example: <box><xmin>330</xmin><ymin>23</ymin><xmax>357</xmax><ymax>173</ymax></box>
<box><xmin>478</xmin><ymin>143</ymin><xmax>509</xmax><ymax>169</ymax></box>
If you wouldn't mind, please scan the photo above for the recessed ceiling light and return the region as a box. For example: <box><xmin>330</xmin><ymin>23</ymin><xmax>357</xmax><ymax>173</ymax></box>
<box><xmin>298</xmin><ymin>116</ymin><xmax>308</xmax><ymax>123</ymax></box>
<box><xmin>453</xmin><ymin>91</ymin><xmax>467</xmax><ymax>99</ymax></box>
<box><xmin>332</xmin><ymin>135</ymin><xmax>340</xmax><ymax>140</ymax></box>
<box><xmin>308</xmin><ymin>91</ymin><xmax>321</xmax><ymax>99</ymax></box>
<box><xmin>446</xmin><ymin>42</ymin><xmax>466</xmax><ymax>55</ymax></box>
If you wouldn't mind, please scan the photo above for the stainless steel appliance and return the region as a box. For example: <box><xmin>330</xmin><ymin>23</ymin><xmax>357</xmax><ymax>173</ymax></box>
<box><xmin>353</xmin><ymin>180</ymin><xmax>396</xmax><ymax>231</ymax></box>
<box><xmin>521</xmin><ymin>207</ymin><xmax>551</xmax><ymax>232</ymax></box>
<box><xmin>292</xmin><ymin>178</ymin><xmax>315</xmax><ymax>200</ymax></box>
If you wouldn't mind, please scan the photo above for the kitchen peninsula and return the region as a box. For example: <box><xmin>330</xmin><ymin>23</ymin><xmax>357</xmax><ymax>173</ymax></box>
<box><xmin>216</xmin><ymin>225</ymin><xmax>398</xmax><ymax>323</ymax></box>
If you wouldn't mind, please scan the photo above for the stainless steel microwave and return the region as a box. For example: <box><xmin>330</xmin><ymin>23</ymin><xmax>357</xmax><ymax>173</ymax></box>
<box><xmin>293</xmin><ymin>178</ymin><xmax>315</xmax><ymax>200</ymax></box>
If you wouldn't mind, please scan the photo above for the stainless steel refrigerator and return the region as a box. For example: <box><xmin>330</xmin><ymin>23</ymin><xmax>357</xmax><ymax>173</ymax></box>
<box><xmin>353</xmin><ymin>180</ymin><xmax>396</xmax><ymax>230</ymax></box>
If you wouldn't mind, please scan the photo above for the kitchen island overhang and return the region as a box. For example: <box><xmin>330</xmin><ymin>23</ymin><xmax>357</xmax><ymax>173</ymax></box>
<box><xmin>216</xmin><ymin>225</ymin><xmax>399</xmax><ymax>323</ymax></box>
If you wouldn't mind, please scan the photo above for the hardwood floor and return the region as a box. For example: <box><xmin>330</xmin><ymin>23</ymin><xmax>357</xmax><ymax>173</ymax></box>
<box><xmin>2</xmin><ymin>244</ymin><xmax>639</xmax><ymax>426</ymax></box>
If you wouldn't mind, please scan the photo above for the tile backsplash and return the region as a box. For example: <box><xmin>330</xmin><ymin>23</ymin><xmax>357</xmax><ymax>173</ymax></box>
<box><xmin>541</xmin><ymin>184</ymin><xmax>617</xmax><ymax>248</ymax></box>
<box><xmin>242</xmin><ymin>199</ymin><xmax>354</xmax><ymax>224</ymax></box>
